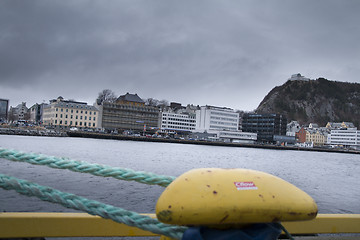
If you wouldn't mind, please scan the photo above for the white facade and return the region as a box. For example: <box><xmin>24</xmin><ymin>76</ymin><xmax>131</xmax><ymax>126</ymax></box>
<box><xmin>218</xmin><ymin>131</ymin><xmax>257</xmax><ymax>143</ymax></box>
<box><xmin>327</xmin><ymin>128</ymin><xmax>360</xmax><ymax>148</ymax></box>
<box><xmin>160</xmin><ymin>112</ymin><xmax>196</xmax><ymax>132</ymax></box>
<box><xmin>196</xmin><ymin>106</ymin><xmax>239</xmax><ymax>132</ymax></box>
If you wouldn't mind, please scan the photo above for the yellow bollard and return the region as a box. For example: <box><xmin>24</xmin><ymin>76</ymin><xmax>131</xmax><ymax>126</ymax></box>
<box><xmin>156</xmin><ymin>168</ymin><xmax>317</xmax><ymax>227</ymax></box>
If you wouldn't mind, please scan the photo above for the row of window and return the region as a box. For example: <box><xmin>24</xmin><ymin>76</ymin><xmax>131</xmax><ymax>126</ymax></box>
<box><xmin>211</xmin><ymin>111</ymin><xmax>238</xmax><ymax>118</ymax></box>
<box><xmin>210</xmin><ymin>116</ymin><xmax>237</xmax><ymax>122</ymax></box>
<box><xmin>54</xmin><ymin>114</ymin><xmax>96</xmax><ymax>121</ymax></box>
<box><xmin>163</xmin><ymin>117</ymin><xmax>196</xmax><ymax>123</ymax></box>
<box><xmin>161</xmin><ymin>125</ymin><xmax>195</xmax><ymax>130</ymax></box>
<box><xmin>163</xmin><ymin>113</ymin><xmax>195</xmax><ymax>119</ymax></box>
<box><xmin>210</xmin><ymin>121</ymin><xmax>237</xmax><ymax>126</ymax></box>
<box><xmin>53</xmin><ymin>120</ymin><xmax>96</xmax><ymax>127</ymax></box>
<box><xmin>162</xmin><ymin>121</ymin><xmax>195</xmax><ymax>126</ymax></box>
<box><xmin>55</xmin><ymin>108</ymin><xmax>97</xmax><ymax>115</ymax></box>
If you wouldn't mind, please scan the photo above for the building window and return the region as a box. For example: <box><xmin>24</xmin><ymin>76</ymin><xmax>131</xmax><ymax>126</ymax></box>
<box><xmin>81</xmin><ymin>110</ymin><xmax>83</xmax><ymax>114</ymax></box>
<box><xmin>94</xmin><ymin>112</ymin><xmax>96</xmax><ymax>115</ymax></box>
<box><xmin>80</xmin><ymin>116</ymin><xmax>83</xmax><ymax>120</ymax></box>
<box><xmin>65</xmin><ymin>115</ymin><xmax>68</xmax><ymax>118</ymax></box>
<box><xmin>60</xmin><ymin>120</ymin><xmax>62</xmax><ymax>124</ymax></box>
<box><xmin>80</xmin><ymin>122</ymin><xmax>82</xmax><ymax>126</ymax></box>
<box><xmin>71</xmin><ymin>110</ymin><xmax>73</xmax><ymax>113</ymax></box>
<box><xmin>55</xmin><ymin>120</ymin><xmax>57</xmax><ymax>124</ymax></box>
<box><xmin>93</xmin><ymin>123</ymin><xmax>95</xmax><ymax>127</ymax></box>
<box><xmin>85</xmin><ymin>116</ymin><xmax>87</xmax><ymax>120</ymax></box>
<box><xmin>85</xmin><ymin>111</ymin><xmax>87</xmax><ymax>114</ymax></box>
<box><xmin>71</xmin><ymin>115</ymin><xmax>73</xmax><ymax>119</ymax></box>
<box><xmin>75</xmin><ymin>122</ymin><xmax>77</xmax><ymax>126</ymax></box>
<box><xmin>84</xmin><ymin>122</ymin><xmax>87</xmax><ymax>126</ymax></box>
<box><xmin>93</xmin><ymin>117</ymin><xmax>96</xmax><ymax>121</ymax></box>
<box><xmin>61</xmin><ymin>109</ymin><xmax>63</xmax><ymax>112</ymax></box>
<box><xmin>56</xmin><ymin>108</ymin><xmax>58</xmax><ymax>111</ymax></box>
<box><xmin>65</xmin><ymin>121</ymin><xmax>67</xmax><ymax>125</ymax></box>
<box><xmin>66</xmin><ymin>109</ymin><xmax>68</xmax><ymax>112</ymax></box>
<box><xmin>76</xmin><ymin>116</ymin><xmax>78</xmax><ymax>119</ymax></box>
<box><xmin>55</xmin><ymin>114</ymin><xmax>58</xmax><ymax>117</ymax></box>
<box><xmin>89</xmin><ymin>117</ymin><xmax>91</xmax><ymax>120</ymax></box>
<box><xmin>60</xmin><ymin>114</ymin><xmax>63</xmax><ymax>118</ymax></box>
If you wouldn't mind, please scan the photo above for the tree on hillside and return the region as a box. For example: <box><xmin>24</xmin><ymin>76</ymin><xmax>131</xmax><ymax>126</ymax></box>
<box><xmin>97</xmin><ymin>89</ymin><xmax>117</xmax><ymax>104</ymax></box>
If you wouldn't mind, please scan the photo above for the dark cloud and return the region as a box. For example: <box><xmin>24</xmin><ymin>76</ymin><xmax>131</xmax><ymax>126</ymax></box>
<box><xmin>0</xmin><ymin>0</ymin><xmax>359</xmax><ymax>110</ymax></box>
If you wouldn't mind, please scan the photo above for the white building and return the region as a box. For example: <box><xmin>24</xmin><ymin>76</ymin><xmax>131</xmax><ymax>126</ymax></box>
<box><xmin>327</xmin><ymin>128</ymin><xmax>360</xmax><ymax>149</ymax></box>
<box><xmin>196</xmin><ymin>106</ymin><xmax>239</xmax><ymax>132</ymax></box>
<box><xmin>288</xmin><ymin>73</ymin><xmax>310</xmax><ymax>81</ymax></box>
<box><xmin>160</xmin><ymin>112</ymin><xmax>196</xmax><ymax>133</ymax></box>
<box><xmin>286</xmin><ymin>120</ymin><xmax>301</xmax><ymax>136</ymax></box>
<box><xmin>195</xmin><ymin>106</ymin><xmax>256</xmax><ymax>143</ymax></box>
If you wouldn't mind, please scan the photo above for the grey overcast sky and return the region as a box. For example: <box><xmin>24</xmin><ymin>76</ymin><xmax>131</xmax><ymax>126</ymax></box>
<box><xmin>1</xmin><ymin>0</ymin><xmax>359</xmax><ymax>111</ymax></box>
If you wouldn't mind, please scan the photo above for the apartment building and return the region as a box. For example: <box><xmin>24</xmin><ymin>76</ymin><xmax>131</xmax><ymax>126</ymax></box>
<box><xmin>196</xmin><ymin>105</ymin><xmax>239</xmax><ymax>132</ymax></box>
<box><xmin>242</xmin><ymin>113</ymin><xmax>287</xmax><ymax>142</ymax></box>
<box><xmin>42</xmin><ymin>96</ymin><xmax>99</xmax><ymax>129</ymax></box>
<box><xmin>98</xmin><ymin>93</ymin><xmax>159</xmax><ymax>132</ymax></box>
<box><xmin>327</xmin><ymin>128</ymin><xmax>360</xmax><ymax>149</ymax></box>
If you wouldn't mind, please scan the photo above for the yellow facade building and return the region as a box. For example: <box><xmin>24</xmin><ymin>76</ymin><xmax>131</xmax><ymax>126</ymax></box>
<box><xmin>43</xmin><ymin>96</ymin><xmax>99</xmax><ymax>130</ymax></box>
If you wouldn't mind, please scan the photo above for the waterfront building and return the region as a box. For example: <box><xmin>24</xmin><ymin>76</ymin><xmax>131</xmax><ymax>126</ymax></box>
<box><xmin>306</xmin><ymin>129</ymin><xmax>327</xmax><ymax>146</ymax></box>
<box><xmin>97</xmin><ymin>93</ymin><xmax>159</xmax><ymax>133</ymax></box>
<box><xmin>29</xmin><ymin>103</ymin><xmax>47</xmax><ymax>125</ymax></box>
<box><xmin>296</xmin><ymin>127</ymin><xmax>307</xmax><ymax>143</ymax></box>
<box><xmin>242</xmin><ymin>113</ymin><xmax>287</xmax><ymax>143</ymax></box>
<box><xmin>194</xmin><ymin>105</ymin><xmax>256</xmax><ymax>142</ymax></box>
<box><xmin>286</xmin><ymin>120</ymin><xmax>300</xmax><ymax>136</ymax></box>
<box><xmin>8</xmin><ymin>102</ymin><xmax>29</xmax><ymax>122</ymax></box>
<box><xmin>196</xmin><ymin>105</ymin><xmax>239</xmax><ymax>132</ymax></box>
<box><xmin>42</xmin><ymin>96</ymin><xmax>99</xmax><ymax>130</ymax></box>
<box><xmin>327</xmin><ymin>128</ymin><xmax>360</xmax><ymax>149</ymax></box>
<box><xmin>326</xmin><ymin>122</ymin><xmax>355</xmax><ymax>130</ymax></box>
<box><xmin>0</xmin><ymin>98</ymin><xmax>9</xmax><ymax>122</ymax></box>
<box><xmin>160</xmin><ymin>111</ymin><xmax>196</xmax><ymax>134</ymax></box>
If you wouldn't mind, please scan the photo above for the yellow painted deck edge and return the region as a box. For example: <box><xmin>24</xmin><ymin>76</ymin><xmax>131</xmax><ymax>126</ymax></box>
<box><xmin>0</xmin><ymin>213</ymin><xmax>359</xmax><ymax>238</ymax></box>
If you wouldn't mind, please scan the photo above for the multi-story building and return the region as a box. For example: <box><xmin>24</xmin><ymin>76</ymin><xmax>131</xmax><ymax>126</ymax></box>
<box><xmin>160</xmin><ymin>112</ymin><xmax>196</xmax><ymax>133</ymax></box>
<box><xmin>194</xmin><ymin>105</ymin><xmax>256</xmax><ymax>142</ymax></box>
<box><xmin>29</xmin><ymin>103</ymin><xmax>47</xmax><ymax>125</ymax></box>
<box><xmin>306</xmin><ymin>129</ymin><xmax>327</xmax><ymax>146</ymax></box>
<box><xmin>196</xmin><ymin>106</ymin><xmax>239</xmax><ymax>132</ymax></box>
<box><xmin>326</xmin><ymin>122</ymin><xmax>355</xmax><ymax>130</ymax></box>
<box><xmin>0</xmin><ymin>98</ymin><xmax>9</xmax><ymax>122</ymax></box>
<box><xmin>242</xmin><ymin>113</ymin><xmax>287</xmax><ymax>142</ymax></box>
<box><xmin>8</xmin><ymin>102</ymin><xmax>29</xmax><ymax>122</ymax></box>
<box><xmin>98</xmin><ymin>93</ymin><xmax>159</xmax><ymax>133</ymax></box>
<box><xmin>327</xmin><ymin>128</ymin><xmax>360</xmax><ymax>149</ymax></box>
<box><xmin>286</xmin><ymin>120</ymin><xmax>300</xmax><ymax>136</ymax></box>
<box><xmin>42</xmin><ymin>96</ymin><xmax>99</xmax><ymax>129</ymax></box>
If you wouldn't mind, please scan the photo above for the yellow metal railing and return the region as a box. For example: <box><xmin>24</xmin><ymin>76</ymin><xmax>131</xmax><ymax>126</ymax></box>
<box><xmin>0</xmin><ymin>213</ymin><xmax>359</xmax><ymax>238</ymax></box>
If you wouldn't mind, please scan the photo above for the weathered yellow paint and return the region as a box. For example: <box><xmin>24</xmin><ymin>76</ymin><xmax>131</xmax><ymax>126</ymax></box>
<box><xmin>156</xmin><ymin>168</ymin><xmax>318</xmax><ymax>225</ymax></box>
<box><xmin>0</xmin><ymin>212</ymin><xmax>158</xmax><ymax>238</ymax></box>
<box><xmin>282</xmin><ymin>214</ymin><xmax>360</xmax><ymax>234</ymax></box>
<box><xmin>0</xmin><ymin>213</ymin><xmax>359</xmax><ymax>238</ymax></box>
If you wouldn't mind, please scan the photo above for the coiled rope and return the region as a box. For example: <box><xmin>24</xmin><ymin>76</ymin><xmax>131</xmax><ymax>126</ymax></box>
<box><xmin>0</xmin><ymin>148</ymin><xmax>175</xmax><ymax>187</ymax></box>
<box><xmin>0</xmin><ymin>173</ymin><xmax>186</xmax><ymax>239</ymax></box>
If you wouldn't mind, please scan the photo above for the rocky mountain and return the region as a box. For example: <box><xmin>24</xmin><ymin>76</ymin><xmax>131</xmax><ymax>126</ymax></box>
<box><xmin>256</xmin><ymin>78</ymin><xmax>360</xmax><ymax>127</ymax></box>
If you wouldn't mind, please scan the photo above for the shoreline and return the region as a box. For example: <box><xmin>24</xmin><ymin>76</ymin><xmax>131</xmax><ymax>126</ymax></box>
<box><xmin>66</xmin><ymin>131</ymin><xmax>360</xmax><ymax>155</ymax></box>
<box><xmin>1</xmin><ymin>129</ymin><xmax>359</xmax><ymax>155</ymax></box>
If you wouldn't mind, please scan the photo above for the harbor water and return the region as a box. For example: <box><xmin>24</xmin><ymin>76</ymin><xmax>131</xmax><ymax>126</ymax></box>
<box><xmin>0</xmin><ymin>135</ymin><xmax>359</xmax><ymax>237</ymax></box>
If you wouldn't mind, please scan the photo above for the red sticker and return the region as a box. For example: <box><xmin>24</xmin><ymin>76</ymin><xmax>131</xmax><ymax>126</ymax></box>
<box><xmin>234</xmin><ymin>181</ymin><xmax>258</xmax><ymax>190</ymax></box>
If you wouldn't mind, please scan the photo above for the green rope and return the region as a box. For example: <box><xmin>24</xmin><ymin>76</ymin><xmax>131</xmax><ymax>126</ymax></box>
<box><xmin>0</xmin><ymin>148</ymin><xmax>175</xmax><ymax>187</ymax></box>
<box><xmin>0</xmin><ymin>174</ymin><xmax>187</xmax><ymax>239</ymax></box>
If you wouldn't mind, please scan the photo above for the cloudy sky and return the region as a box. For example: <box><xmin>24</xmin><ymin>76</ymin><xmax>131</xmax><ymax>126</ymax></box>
<box><xmin>1</xmin><ymin>0</ymin><xmax>359</xmax><ymax>111</ymax></box>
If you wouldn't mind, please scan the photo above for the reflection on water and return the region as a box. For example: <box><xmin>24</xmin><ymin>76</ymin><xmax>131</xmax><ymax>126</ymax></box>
<box><xmin>1</xmin><ymin>135</ymin><xmax>359</xmax><ymax>215</ymax></box>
